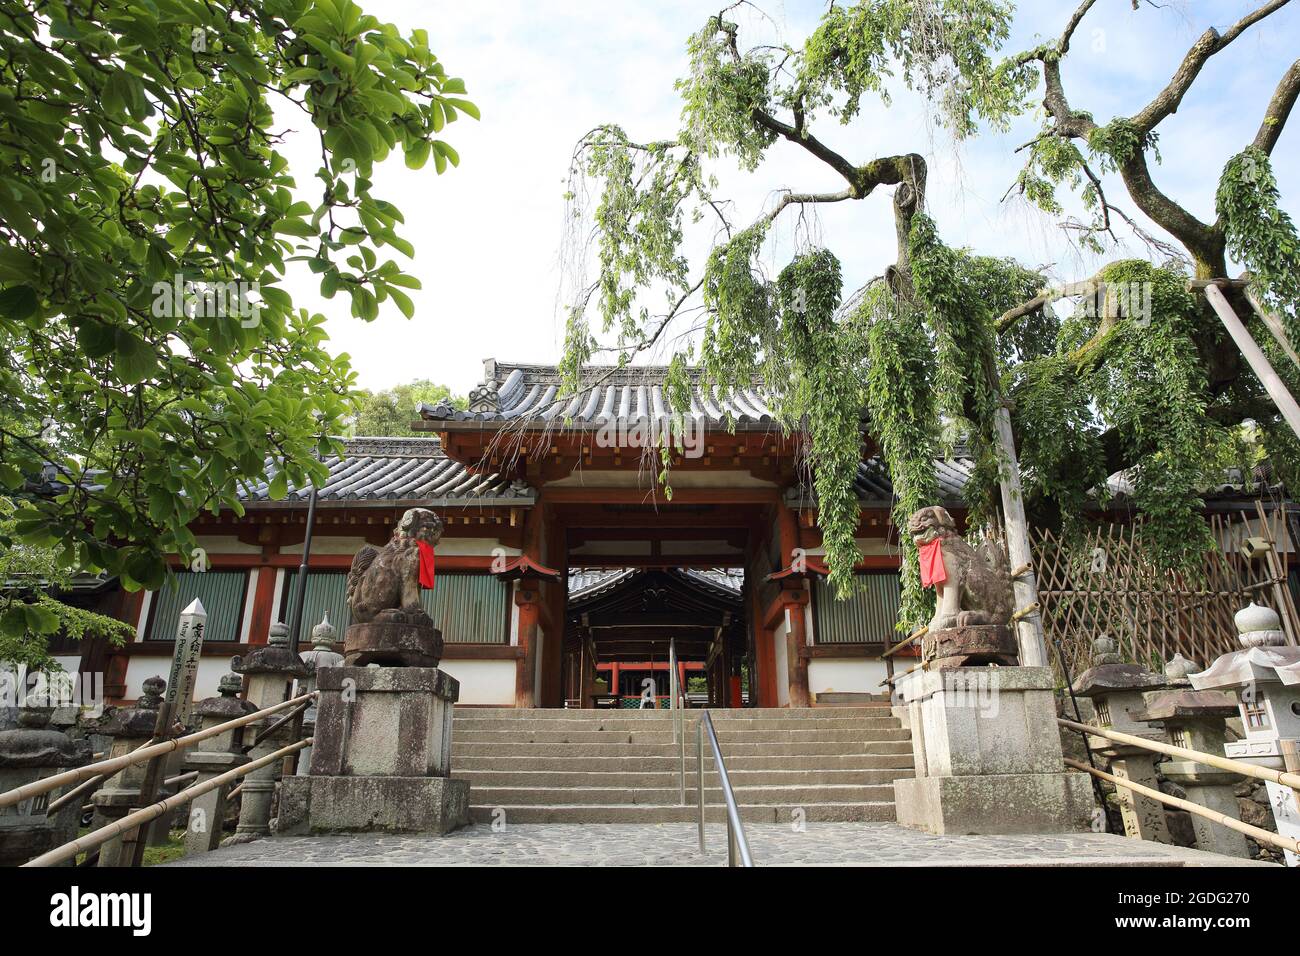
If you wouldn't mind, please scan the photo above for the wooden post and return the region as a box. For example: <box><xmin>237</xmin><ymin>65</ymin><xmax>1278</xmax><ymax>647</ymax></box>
<box><xmin>783</xmin><ymin>590</ymin><xmax>811</xmax><ymax>708</ymax></box>
<box><xmin>993</xmin><ymin>404</ymin><xmax>1049</xmax><ymax>668</ymax></box>
<box><xmin>514</xmin><ymin>587</ymin><xmax>539</xmax><ymax>709</ymax></box>
<box><xmin>1205</xmin><ymin>284</ymin><xmax>1300</xmax><ymax>441</ymax></box>
<box><xmin>1245</xmin><ymin>287</ymin><xmax>1300</xmax><ymax>371</ymax></box>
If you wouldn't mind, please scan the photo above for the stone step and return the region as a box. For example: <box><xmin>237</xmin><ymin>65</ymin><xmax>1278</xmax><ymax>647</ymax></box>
<box><xmin>466</xmin><ymin>783</ymin><xmax>895</xmax><ymax>807</ymax></box>
<box><xmin>453</xmin><ymin>716</ymin><xmax>902</xmax><ymax>733</ymax></box>
<box><xmin>452</xmin><ymin>753</ymin><xmax>915</xmax><ymax>772</ymax></box>
<box><xmin>454</xmin><ymin>706</ymin><xmax>891</xmax><ymax>720</ymax></box>
<box><xmin>453</xmin><ymin>728</ymin><xmax>910</xmax><ymax>745</ymax></box>
<box><xmin>812</xmin><ymin>693</ymin><xmax>884</xmax><ymax>706</ymax></box>
<box><xmin>452</xmin><ymin>740</ymin><xmax>914</xmax><ymax>758</ymax></box>
<box><xmin>468</xmin><ymin>802</ymin><xmax>897</xmax><ymax>824</ymax></box>
<box><xmin>456</xmin><ymin>768</ymin><xmax>908</xmax><ymax>788</ymax></box>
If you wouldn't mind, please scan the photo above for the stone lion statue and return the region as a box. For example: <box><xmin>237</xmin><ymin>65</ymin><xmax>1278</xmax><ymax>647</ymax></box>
<box><xmin>346</xmin><ymin>507</ymin><xmax>444</xmax><ymax>625</ymax></box>
<box><xmin>908</xmin><ymin>506</ymin><xmax>1013</xmax><ymax>633</ymax></box>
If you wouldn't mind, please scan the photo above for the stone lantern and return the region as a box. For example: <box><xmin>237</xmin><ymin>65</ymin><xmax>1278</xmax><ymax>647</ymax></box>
<box><xmin>1190</xmin><ymin>601</ymin><xmax>1300</xmax><ymax>866</ymax></box>
<box><xmin>91</xmin><ymin>675</ymin><xmax>165</xmax><ymax>866</ymax></box>
<box><xmin>1071</xmin><ymin>636</ymin><xmax>1171</xmax><ymax>842</ymax></box>
<box><xmin>1135</xmin><ymin>656</ymin><xmax>1249</xmax><ymax>858</ymax></box>
<box><xmin>296</xmin><ymin>614</ymin><xmax>344</xmax><ymax>776</ymax></box>
<box><xmin>226</xmin><ymin>622</ymin><xmax>308</xmax><ymax>844</ymax></box>
<box><xmin>182</xmin><ymin>674</ymin><xmax>255</xmax><ymax>855</ymax></box>
<box><xmin>0</xmin><ymin>705</ymin><xmax>92</xmax><ymax>866</ymax></box>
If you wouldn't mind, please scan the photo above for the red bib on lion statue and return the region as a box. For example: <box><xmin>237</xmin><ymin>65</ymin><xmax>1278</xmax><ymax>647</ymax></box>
<box><xmin>417</xmin><ymin>540</ymin><xmax>436</xmax><ymax>589</ymax></box>
<box><xmin>918</xmin><ymin>538</ymin><xmax>946</xmax><ymax>587</ymax></box>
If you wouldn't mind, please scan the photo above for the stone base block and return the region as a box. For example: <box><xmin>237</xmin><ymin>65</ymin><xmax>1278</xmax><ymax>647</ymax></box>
<box><xmin>311</xmin><ymin>666</ymin><xmax>458</xmax><ymax>778</ymax></box>
<box><xmin>279</xmin><ymin>775</ymin><xmax>468</xmax><ymax>835</ymax></box>
<box><xmin>894</xmin><ymin>771</ymin><xmax>1094</xmax><ymax>835</ymax></box>
<box><xmin>344</xmin><ymin>620</ymin><xmax>443</xmax><ymax>668</ymax></box>
<box><xmin>924</xmin><ymin>624</ymin><xmax>1018</xmax><ymax>669</ymax></box>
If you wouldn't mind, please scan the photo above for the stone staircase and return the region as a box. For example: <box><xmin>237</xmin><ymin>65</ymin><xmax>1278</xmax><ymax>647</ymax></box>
<box><xmin>451</xmin><ymin>706</ymin><xmax>914</xmax><ymax>824</ymax></box>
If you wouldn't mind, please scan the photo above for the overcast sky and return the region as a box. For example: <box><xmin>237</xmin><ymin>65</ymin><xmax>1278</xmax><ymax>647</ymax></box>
<box><xmin>273</xmin><ymin>1</ymin><xmax>1300</xmax><ymax>396</ymax></box>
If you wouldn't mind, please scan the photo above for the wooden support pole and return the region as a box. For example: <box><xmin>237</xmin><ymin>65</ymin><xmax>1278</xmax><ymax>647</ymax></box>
<box><xmin>1245</xmin><ymin>287</ymin><xmax>1300</xmax><ymax>371</ymax></box>
<box><xmin>1204</xmin><ymin>284</ymin><xmax>1300</xmax><ymax>441</ymax></box>
<box><xmin>994</xmin><ymin>403</ymin><xmax>1049</xmax><ymax>668</ymax></box>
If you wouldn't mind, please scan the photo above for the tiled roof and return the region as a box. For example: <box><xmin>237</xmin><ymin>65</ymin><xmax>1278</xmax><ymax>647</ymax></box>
<box><xmin>568</xmin><ymin>567</ymin><xmax>743</xmax><ymax>604</ymax></box>
<box><xmin>419</xmin><ymin>360</ymin><xmax>780</xmax><ymax>430</ymax></box>
<box><xmin>853</xmin><ymin>455</ymin><xmax>977</xmax><ymax>505</ymax></box>
<box><xmin>240</xmin><ymin>437</ymin><xmax>535</xmax><ymax>507</ymax></box>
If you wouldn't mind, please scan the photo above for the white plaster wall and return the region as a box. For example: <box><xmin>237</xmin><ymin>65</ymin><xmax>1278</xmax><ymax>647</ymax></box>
<box><xmin>282</xmin><ymin>536</ymin><xmax>368</xmax><ymax>555</ymax></box>
<box><xmin>435</xmin><ymin>538</ymin><xmax>521</xmax><ymax>557</ymax></box>
<box><xmin>440</xmin><ymin>659</ymin><xmax>516</xmax><ymax>706</ymax></box>
<box><xmin>855</xmin><ymin>536</ymin><xmax>898</xmax><ymax>557</ymax></box>
<box><xmin>123</xmin><ymin>655</ymin><xmax>241</xmax><ymax>701</ymax></box>
<box><xmin>193</xmin><ymin>534</ymin><xmax>261</xmax><ymax>554</ymax></box>
<box><xmin>52</xmin><ymin>655</ymin><xmax>82</xmax><ymax>675</ymax></box>
<box><xmin>808</xmin><ymin>659</ymin><xmax>889</xmax><ymax>697</ymax></box>
<box><xmin>548</xmin><ymin>469</ymin><xmax>776</xmax><ymax>488</ymax></box>
<box><xmin>773</xmin><ymin>612</ymin><xmax>790</xmax><ymax>707</ymax></box>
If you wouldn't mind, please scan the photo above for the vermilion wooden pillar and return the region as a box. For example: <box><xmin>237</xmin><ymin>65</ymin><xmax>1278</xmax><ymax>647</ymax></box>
<box><xmin>783</xmin><ymin>585</ymin><xmax>811</xmax><ymax>708</ymax></box>
<box><xmin>514</xmin><ymin>586</ymin><xmax>539</xmax><ymax>708</ymax></box>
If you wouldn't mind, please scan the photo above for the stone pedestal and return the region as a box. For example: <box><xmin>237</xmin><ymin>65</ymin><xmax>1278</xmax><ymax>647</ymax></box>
<box><xmin>279</xmin><ymin>665</ymin><xmax>468</xmax><ymax>835</ymax></box>
<box><xmin>225</xmin><ymin>624</ymin><xmax>307</xmax><ymax>845</ymax></box>
<box><xmin>343</xmin><ymin>615</ymin><xmax>444</xmax><ymax>668</ymax></box>
<box><xmin>0</xmin><ymin>707</ymin><xmax>92</xmax><ymax>866</ymax></box>
<box><xmin>894</xmin><ymin>666</ymin><xmax>1093</xmax><ymax>834</ymax></box>
<box><xmin>182</xmin><ymin>675</ymin><xmax>254</xmax><ymax>855</ymax></box>
<box><xmin>1071</xmin><ymin>652</ymin><xmax>1171</xmax><ymax>843</ymax></box>
<box><xmin>924</xmin><ymin>623</ymin><xmax>1019</xmax><ymax>670</ymax></box>
<box><xmin>91</xmin><ymin>676</ymin><xmax>166</xmax><ymax>866</ymax></box>
<box><xmin>1137</xmin><ymin>687</ymin><xmax>1250</xmax><ymax>859</ymax></box>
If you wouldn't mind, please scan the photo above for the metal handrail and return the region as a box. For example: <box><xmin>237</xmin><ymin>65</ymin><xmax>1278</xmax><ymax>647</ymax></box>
<box><xmin>669</xmin><ymin>637</ymin><xmax>685</xmax><ymax>804</ymax></box>
<box><xmin>694</xmin><ymin>710</ymin><xmax>754</xmax><ymax>867</ymax></box>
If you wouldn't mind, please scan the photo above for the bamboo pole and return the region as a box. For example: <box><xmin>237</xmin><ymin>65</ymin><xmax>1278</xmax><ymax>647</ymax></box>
<box><xmin>1064</xmin><ymin>758</ymin><xmax>1299</xmax><ymax>856</ymax></box>
<box><xmin>22</xmin><ymin>738</ymin><xmax>312</xmax><ymax>868</ymax></box>
<box><xmin>0</xmin><ymin>692</ymin><xmax>314</xmax><ymax>810</ymax></box>
<box><xmin>1058</xmin><ymin>717</ymin><xmax>1300</xmax><ymax>791</ymax></box>
<box><xmin>882</xmin><ymin>626</ymin><xmax>926</xmax><ymax>659</ymax></box>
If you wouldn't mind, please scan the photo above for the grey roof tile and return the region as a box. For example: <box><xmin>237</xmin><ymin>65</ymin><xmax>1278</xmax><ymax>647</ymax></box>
<box><xmin>239</xmin><ymin>437</ymin><xmax>535</xmax><ymax>506</ymax></box>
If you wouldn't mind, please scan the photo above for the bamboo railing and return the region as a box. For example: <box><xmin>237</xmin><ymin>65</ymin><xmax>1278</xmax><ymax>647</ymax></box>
<box><xmin>1058</xmin><ymin>717</ymin><xmax>1300</xmax><ymax>857</ymax></box>
<box><xmin>0</xmin><ymin>691</ymin><xmax>314</xmax><ymax>810</ymax></box>
<box><xmin>23</xmin><ymin>737</ymin><xmax>312</xmax><ymax>867</ymax></box>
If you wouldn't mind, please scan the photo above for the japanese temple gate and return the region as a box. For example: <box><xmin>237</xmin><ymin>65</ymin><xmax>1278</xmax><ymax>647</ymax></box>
<box><xmin>85</xmin><ymin>360</ymin><xmax>944</xmax><ymax>708</ymax></box>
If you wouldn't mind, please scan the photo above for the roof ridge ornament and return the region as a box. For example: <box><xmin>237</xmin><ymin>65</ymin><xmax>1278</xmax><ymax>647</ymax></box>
<box><xmin>467</xmin><ymin>380</ymin><xmax>501</xmax><ymax>414</ymax></box>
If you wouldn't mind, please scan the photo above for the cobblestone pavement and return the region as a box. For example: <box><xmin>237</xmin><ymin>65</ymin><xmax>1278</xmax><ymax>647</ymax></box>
<box><xmin>164</xmin><ymin>823</ymin><xmax>1268</xmax><ymax>867</ymax></box>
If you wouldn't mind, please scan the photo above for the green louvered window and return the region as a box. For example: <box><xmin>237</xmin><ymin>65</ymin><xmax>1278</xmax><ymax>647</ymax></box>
<box><xmin>812</xmin><ymin>573</ymin><xmax>902</xmax><ymax>645</ymax></box>
<box><xmin>281</xmin><ymin>571</ymin><xmax>351</xmax><ymax>635</ymax></box>
<box><xmin>147</xmin><ymin>571</ymin><xmax>248</xmax><ymax>643</ymax></box>
<box><xmin>281</xmin><ymin>571</ymin><xmax>509</xmax><ymax>644</ymax></box>
<box><xmin>419</xmin><ymin>574</ymin><xmax>509</xmax><ymax>644</ymax></box>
